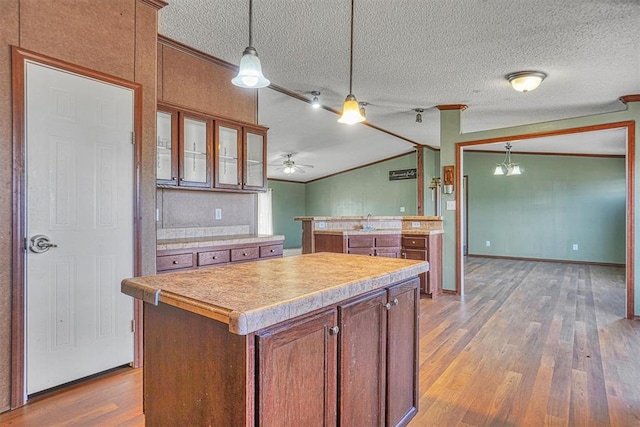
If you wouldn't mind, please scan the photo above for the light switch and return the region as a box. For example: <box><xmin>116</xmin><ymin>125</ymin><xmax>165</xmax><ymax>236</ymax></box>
<box><xmin>317</xmin><ymin>221</ymin><xmax>326</xmax><ymax>229</ymax></box>
<box><xmin>400</xmin><ymin>206</ymin><xmax>406</xmax><ymax>212</ymax></box>
<box><xmin>446</xmin><ymin>200</ymin><xmax>456</xmax><ymax>210</ymax></box>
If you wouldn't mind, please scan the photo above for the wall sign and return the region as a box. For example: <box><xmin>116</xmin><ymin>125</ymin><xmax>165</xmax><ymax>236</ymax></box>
<box><xmin>388</xmin><ymin>168</ymin><xmax>417</xmax><ymax>181</ymax></box>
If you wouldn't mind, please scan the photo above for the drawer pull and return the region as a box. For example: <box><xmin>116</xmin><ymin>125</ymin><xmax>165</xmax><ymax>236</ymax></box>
<box><xmin>212</xmin><ymin>256</ymin><xmax>217</xmax><ymax>260</ymax></box>
<box><xmin>243</xmin><ymin>252</ymin><xmax>248</xmax><ymax>256</ymax></box>
<box><xmin>172</xmin><ymin>260</ymin><xmax>178</xmax><ymax>264</ymax></box>
<box><xmin>412</xmin><ymin>240</ymin><xmax>416</xmax><ymax>244</ymax></box>
<box><xmin>270</xmin><ymin>249</ymin><xmax>274</xmax><ymax>253</ymax></box>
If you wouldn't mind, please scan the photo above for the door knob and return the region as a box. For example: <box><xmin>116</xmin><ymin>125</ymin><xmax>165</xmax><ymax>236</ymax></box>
<box><xmin>29</xmin><ymin>234</ymin><xmax>58</xmax><ymax>254</ymax></box>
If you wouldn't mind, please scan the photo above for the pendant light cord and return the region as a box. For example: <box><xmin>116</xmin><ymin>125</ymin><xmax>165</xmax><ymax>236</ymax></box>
<box><xmin>248</xmin><ymin>0</ymin><xmax>253</xmax><ymax>47</ymax></box>
<box><xmin>349</xmin><ymin>0</ymin><xmax>355</xmax><ymax>94</ymax></box>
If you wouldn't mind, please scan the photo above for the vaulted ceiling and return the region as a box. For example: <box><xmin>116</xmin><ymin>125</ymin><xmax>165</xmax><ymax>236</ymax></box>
<box><xmin>159</xmin><ymin>0</ymin><xmax>640</xmax><ymax>182</ymax></box>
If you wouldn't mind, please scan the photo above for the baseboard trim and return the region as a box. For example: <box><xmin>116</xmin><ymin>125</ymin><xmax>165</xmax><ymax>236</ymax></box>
<box><xmin>442</xmin><ymin>290</ymin><xmax>457</xmax><ymax>295</ymax></box>
<box><xmin>467</xmin><ymin>254</ymin><xmax>625</xmax><ymax>268</ymax></box>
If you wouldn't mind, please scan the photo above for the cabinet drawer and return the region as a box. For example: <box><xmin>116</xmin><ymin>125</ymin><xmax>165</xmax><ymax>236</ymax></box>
<box><xmin>260</xmin><ymin>244</ymin><xmax>283</xmax><ymax>258</ymax></box>
<box><xmin>348</xmin><ymin>247</ymin><xmax>374</xmax><ymax>256</ymax></box>
<box><xmin>197</xmin><ymin>249</ymin><xmax>230</xmax><ymax>266</ymax></box>
<box><xmin>157</xmin><ymin>253</ymin><xmax>193</xmax><ymax>271</ymax></box>
<box><xmin>348</xmin><ymin>235</ymin><xmax>375</xmax><ymax>248</ymax></box>
<box><xmin>375</xmin><ymin>248</ymin><xmax>400</xmax><ymax>258</ymax></box>
<box><xmin>403</xmin><ymin>249</ymin><xmax>427</xmax><ymax>261</ymax></box>
<box><xmin>375</xmin><ymin>236</ymin><xmax>400</xmax><ymax>248</ymax></box>
<box><xmin>231</xmin><ymin>247</ymin><xmax>259</xmax><ymax>262</ymax></box>
<box><xmin>402</xmin><ymin>237</ymin><xmax>427</xmax><ymax>249</ymax></box>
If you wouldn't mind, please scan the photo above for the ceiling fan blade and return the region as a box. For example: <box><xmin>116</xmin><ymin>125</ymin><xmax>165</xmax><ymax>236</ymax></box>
<box><xmin>297</xmin><ymin>163</ymin><xmax>314</xmax><ymax>168</ymax></box>
<box><xmin>293</xmin><ymin>166</ymin><xmax>306</xmax><ymax>173</ymax></box>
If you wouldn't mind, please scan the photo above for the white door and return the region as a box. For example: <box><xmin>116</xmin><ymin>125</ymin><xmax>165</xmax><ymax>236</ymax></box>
<box><xmin>25</xmin><ymin>62</ymin><xmax>135</xmax><ymax>394</ymax></box>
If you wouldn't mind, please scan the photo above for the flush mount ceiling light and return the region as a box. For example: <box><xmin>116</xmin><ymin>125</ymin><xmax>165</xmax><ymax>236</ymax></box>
<box><xmin>506</xmin><ymin>71</ymin><xmax>547</xmax><ymax>93</ymax></box>
<box><xmin>493</xmin><ymin>143</ymin><xmax>522</xmax><ymax>176</ymax></box>
<box><xmin>415</xmin><ymin>108</ymin><xmax>424</xmax><ymax>123</ymax></box>
<box><xmin>338</xmin><ymin>0</ymin><xmax>365</xmax><ymax>125</ymax></box>
<box><xmin>232</xmin><ymin>0</ymin><xmax>270</xmax><ymax>88</ymax></box>
<box><xmin>310</xmin><ymin>91</ymin><xmax>321</xmax><ymax>108</ymax></box>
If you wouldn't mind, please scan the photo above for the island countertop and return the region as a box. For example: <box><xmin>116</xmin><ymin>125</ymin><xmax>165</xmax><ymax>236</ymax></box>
<box><xmin>121</xmin><ymin>252</ymin><xmax>428</xmax><ymax>335</ymax></box>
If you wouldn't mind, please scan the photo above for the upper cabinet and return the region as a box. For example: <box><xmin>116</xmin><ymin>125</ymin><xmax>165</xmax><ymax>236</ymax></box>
<box><xmin>181</xmin><ymin>113</ymin><xmax>212</xmax><ymax>187</ymax></box>
<box><xmin>157</xmin><ymin>104</ymin><xmax>267</xmax><ymax>192</ymax></box>
<box><xmin>156</xmin><ymin>108</ymin><xmax>178</xmax><ymax>185</ymax></box>
<box><xmin>243</xmin><ymin>127</ymin><xmax>266</xmax><ymax>191</ymax></box>
<box><xmin>214</xmin><ymin>121</ymin><xmax>242</xmax><ymax>189</ymax></box>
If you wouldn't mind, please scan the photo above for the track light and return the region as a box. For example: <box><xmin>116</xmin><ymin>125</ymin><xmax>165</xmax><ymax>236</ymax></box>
<box><xmin>415</xmin><ymin>108</ymin><xmax>424</xmax><ymax>123</ymax></box>
<box><xmin>311</xmin><ymin>91</ymin><xmax>320</xmax><ymax>108</ymax></box>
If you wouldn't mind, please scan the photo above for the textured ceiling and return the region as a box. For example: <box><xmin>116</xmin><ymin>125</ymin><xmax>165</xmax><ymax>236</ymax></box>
<box><xmin>159</xmin><ymin>0</ymin><xmax>640</xmax><ymax>182</ymax></box>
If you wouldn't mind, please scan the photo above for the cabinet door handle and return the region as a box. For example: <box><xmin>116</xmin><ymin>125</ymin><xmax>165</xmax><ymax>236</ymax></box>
<box><xmin>385</xmin><ymin>302</ymin><xmax>392</xmax><ymax>310</ymax></box>
<box><xmin>402</xmin><ymin>252</ymin><xmax>406</xmax><ymax>258</ymax></box>
<box><xmin>392</xmin><ymin>298</ymin><xmax>399</xmax><ymax>306</ymax></box>
<box><xmin>329</xmin><ymin>326</ymin><xmax>340</xmax><ymax>335</ymax></box>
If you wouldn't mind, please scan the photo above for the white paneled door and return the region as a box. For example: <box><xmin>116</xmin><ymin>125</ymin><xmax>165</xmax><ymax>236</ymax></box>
<box><xmin>25</xmin><ymin>62</ymin><xmax>135</xmax><ymax>394</ymax></box>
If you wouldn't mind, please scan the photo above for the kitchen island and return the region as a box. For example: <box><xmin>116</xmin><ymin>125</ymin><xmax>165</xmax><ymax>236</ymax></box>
<box><xmin>122</xmin><ymin>252</ymin><xmax>428</xmax><ymax>426</ymax></box>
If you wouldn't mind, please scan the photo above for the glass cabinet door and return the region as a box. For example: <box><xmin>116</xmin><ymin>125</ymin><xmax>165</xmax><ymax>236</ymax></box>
<box><xmin>244</xmin><ymin>128</ymin><xmax>266</xmax><ymax>189</ymax></box>
<box><xmin>215</xmin><ymin>122</ymin><xmax>241</xmax><ymax>188</ymax></box>
<box><xmin>156</xmin><ymin>109</ymin><xmax>177</xmax><ymax>185</ymax></box>
<box><xmin>180</xmin><ymin>115</ymin><xmax>211</xmax><ymax>187</ymax></box>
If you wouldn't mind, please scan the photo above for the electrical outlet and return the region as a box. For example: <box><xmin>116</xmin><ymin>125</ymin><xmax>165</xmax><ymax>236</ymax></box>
<box><xmin>412</xmin><ymin>221</ymin><xmax>420</xmax><ymax>228</ymax></box>
<box><xmin>572</xmin><ymin>244</ymin><xmax>578</xmax><ymax>251</ymax></box>
<box><xmin>400</xmin><ymin>206</ymin><xmax>405</xmax><ymax>212</ymax></box>
<box><xmin>446</xmin><ymin>200</ymin><xmax>456</xmax><ymax>210</ymax></box>
<box><xmin>215</xmin><ymin>208</ymin><xmax>222</xmax><ymax>220</ymax></box>
<box><xmin>317</xmin><ymin>221</ymin><xmax>326</xmax><ymax>229</ymax></box>
<box><xmin>486</xmin><ymin>240</ymin><xmax>491</xmax><ymax>247</ymax></box>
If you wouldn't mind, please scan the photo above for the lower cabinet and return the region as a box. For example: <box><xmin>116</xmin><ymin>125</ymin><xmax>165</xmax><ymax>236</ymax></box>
<box><xmin>143</xmin><ymin>277</ymin><xmax>419</xmax><ymax>426</ymax></box>
<box><xmin>402</xmin><ymin>234</ymin><xmax>442</xmax><ymax>297</ymax></box>
<box><xmin>156</xmin><ymin>241</ymin><xmax>283</xmax><ymax>273</ymax></box>
<box><xmin>256</xmin><ymin>278</ymin><xmax>419</xmax><ymax>426</ymax></box>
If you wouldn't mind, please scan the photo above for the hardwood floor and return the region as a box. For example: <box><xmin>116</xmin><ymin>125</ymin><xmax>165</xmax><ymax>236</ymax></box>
<box><xmin>0</xmin><ymin>258</ymin><xmax>637</xmax><ymax>426</ymax></box>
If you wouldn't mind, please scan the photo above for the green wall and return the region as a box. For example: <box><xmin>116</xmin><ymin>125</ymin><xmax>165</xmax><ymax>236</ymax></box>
<box><xmin>464</xmin><ymin>152</ymin><xmax>626</xmax><ymax>264</ymax></box>
<box><xmin>305</xmin><ymin>153</ymin><xmax>419</xmax><ymax>216</ymax></box>
<box><xmin>268</xmin><ymin>180</ymin><xmax>306</xmax><ymax>249</ymax></box>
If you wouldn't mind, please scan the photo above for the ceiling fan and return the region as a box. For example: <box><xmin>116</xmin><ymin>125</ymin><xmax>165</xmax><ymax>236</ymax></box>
<box><xmin>270</xmin><ymin>154</ymin><xmax>314</xmax><ymax>174</ymax></box>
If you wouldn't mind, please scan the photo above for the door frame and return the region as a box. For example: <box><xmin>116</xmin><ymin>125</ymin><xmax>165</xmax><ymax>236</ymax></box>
<box><xmin>454</xmin><ymin>121</ymin><xmax>635</xmax><ymax>319</ymax></box>
<box><xmin>11</xmin><ymin>46</ymin><xmax>143</xmax><ymax>408</ymax></box>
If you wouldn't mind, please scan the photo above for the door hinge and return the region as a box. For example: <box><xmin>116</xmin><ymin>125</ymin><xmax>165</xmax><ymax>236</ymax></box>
<box><xmin>131</xmin><ymin>319</ymin><xmax>136</xmax><ymax>333</ymax></box>
<box><xmin>131</xmin><ymin>131</ymin><xmax>135</xmax><ymax>144</ymax></box>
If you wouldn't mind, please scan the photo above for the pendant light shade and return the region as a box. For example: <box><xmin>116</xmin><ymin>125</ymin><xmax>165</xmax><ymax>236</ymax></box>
<box><xmin>338</xmin><ymin>0</ymin><xmax>365</xmax><ymax>125</ymax></box>
<box><xmin>232</xmin><ymin>0</ymin><xmax>270</xmax><ymax>89</ymax></box>
<box><xmin>232</xmin><ymin>47</ymin><xmax>270</xmax><ymax>88</ymax></box>
<box><xmin>338</xmin><ymin>95</ymin><xmax>365</xmax><ymax>124</ymax></box>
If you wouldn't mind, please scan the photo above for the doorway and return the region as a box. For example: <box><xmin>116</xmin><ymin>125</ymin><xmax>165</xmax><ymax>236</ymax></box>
<box><xmin>456</xmin><ymin>123</ymin><xmax>635</xmax><ymax>319</ymax></box>
<box><xmin>11</xmin><ymin>47</ymin><xmax>143</xmax><ymax>405</ymax></box>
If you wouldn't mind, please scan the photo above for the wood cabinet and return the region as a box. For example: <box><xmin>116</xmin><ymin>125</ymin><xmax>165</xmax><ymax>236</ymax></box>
<box><xmin>157</xmin><ymin>103</ymin><xmax>267</xmax><ymax>192</ymax></box>
<box><xmin>256</xmin><ymin>309</ymin><xmax>338</xmax><ymax>426</ymax></box>
<box><xmin>259</xmin><ymin>278</ymin><xmax>418</xmax><ymax>426</ymax></box>
<box><xmin>402</xmin><ymin>234</ymin><xmax>442</xmax><ymax>297</ymax></box>
<box><xmin>137</xmin><ymin>256</ymin><xmax>422</xmax><ymax>427</ymax></box>
<box><xmin>315</xmin><ymin>233</ymin><xmax>401</xmax><ymax>258</ymax></box>
<box><xmin>156</xmin><ymin>241</ymin><xmax>283</xmax><ymax>273</ymax></box>
<box><xmin>156</xmin><ymin>107</ymin><xmax>212</xmax><ymax>188</ymax></box>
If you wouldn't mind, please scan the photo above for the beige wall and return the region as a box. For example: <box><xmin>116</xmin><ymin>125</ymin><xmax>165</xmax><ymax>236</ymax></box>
<box><xmin>0</xmin><ymin>0</ymin><xmax>162</xmax><ymax>411</ymax></box>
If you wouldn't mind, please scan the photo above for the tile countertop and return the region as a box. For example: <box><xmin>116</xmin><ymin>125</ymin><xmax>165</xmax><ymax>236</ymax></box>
<box><xmin>121</xmin><ymin>252</ymin><xmax>428</xmax><ymax>335</ymax></box>
<box><xmin>314</xmin><ymin>229</ymin><xmax>444</xmax><ymax>236</ymax></box>
<box><xmin>157</xmin><ymin>234</ymin><xmax>284</xmax><ymax>251</ymax></box>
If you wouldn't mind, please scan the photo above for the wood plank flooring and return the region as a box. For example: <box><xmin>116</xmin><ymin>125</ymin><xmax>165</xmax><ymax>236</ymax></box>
<box><xmin>0</xmin><ymin>258</ymin><xmax>638</xmax><ymax>426</ymax></box>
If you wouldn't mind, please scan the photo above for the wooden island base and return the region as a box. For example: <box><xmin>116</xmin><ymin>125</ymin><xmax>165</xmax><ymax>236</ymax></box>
<box><xmin>123</xmin><ymin>254</ymin><xmax>426</xmax><ymax>426</ymax></box>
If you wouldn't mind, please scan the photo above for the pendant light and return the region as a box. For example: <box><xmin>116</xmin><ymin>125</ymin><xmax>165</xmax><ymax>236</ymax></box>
<box><xmin>232</xmin><ymin>0</ymin><xmax>270</xmax><ymax>88</ymax></box>
<box><xmin>338</xmin><ymin>0</ymin><xmax>365</xmax><ymax>125</ymax></box>
<box><xmin>493</xmin><ymin>143</ymin><xmax>522</xmax><ymax>176</ymax></box>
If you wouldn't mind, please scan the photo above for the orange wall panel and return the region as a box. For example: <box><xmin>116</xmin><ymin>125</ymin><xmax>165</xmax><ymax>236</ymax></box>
<box><xmin>160</xmin><ymin>45</ymin><xmax>256</xmax><ymax>123</ymax></box>
<box><xmin>20</xmin><ymin>0</ymin><xmax>136</xmax><ymax>81</ymax></box>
